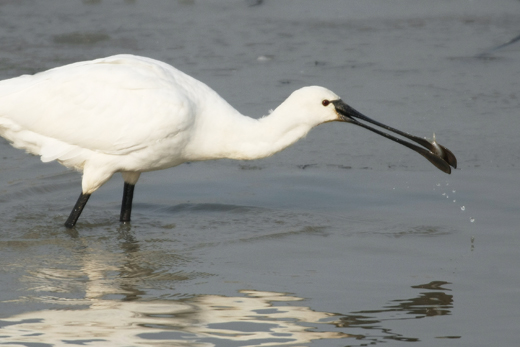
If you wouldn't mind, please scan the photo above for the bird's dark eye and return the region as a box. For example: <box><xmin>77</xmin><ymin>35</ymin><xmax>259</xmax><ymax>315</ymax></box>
<box><xmin>322</xmin><ymin>99</ymin><xmax>330</xmax><ymax>107</ymax></box>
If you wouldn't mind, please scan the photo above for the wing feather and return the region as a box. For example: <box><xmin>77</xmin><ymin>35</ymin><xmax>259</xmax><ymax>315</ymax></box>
<box><xmin>0</xmin><ymin>55</ymin><xmax>197</xmax><ymax>161</ymax></box>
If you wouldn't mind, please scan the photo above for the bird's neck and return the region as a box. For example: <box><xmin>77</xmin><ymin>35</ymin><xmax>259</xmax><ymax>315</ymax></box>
<box><xmin>185</xmin><ymin>103</ymin><xmax>315</xmax><ymax>161</ymax></box>
<box><xmin>230</xmin><ymin>110</ymin><xmax>314</xmax><ymax>160</ymax></box>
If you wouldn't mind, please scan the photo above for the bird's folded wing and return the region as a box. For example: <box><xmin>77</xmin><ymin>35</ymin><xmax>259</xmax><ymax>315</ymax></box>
<box><xmin>0</xmin><ymin>56</ymin><xmax>195</xmax><ymax>161</ymax></box>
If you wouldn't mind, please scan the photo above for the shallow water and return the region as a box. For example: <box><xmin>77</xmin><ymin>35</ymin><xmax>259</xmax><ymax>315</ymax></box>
<box><xmin>1</xmin><ymin>1</ymin><xmax>519</xmax><ymax>346</ymax></box>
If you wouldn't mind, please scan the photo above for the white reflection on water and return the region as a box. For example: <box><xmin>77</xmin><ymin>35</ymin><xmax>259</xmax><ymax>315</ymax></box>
<box><xmin>0</xmin><ymin>282</ymin><xmax>456</xmax><ymax>346</ymax></box>
<box><xmin>0</xmin><ymin>229</ymin><xmax>455</xmax><ymax>346</ymax></box>
<box><xmin>1</xmin><ymin>290</ymin><xmax>348</xmax><ymax>346</ymax></box>
<box><xmin>2</xmin><ymin>238</ymin><xmax>348</xmax><ymax>345</ymax></box>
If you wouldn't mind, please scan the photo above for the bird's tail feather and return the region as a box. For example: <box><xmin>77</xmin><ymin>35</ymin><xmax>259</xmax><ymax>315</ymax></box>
<box><xmin>0</xmin><ymin>117</ymin><xmax>87</xmax><ymax>170</ymax></box>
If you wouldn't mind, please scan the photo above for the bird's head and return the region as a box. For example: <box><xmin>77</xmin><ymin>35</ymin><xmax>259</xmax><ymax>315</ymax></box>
<box><xmin>286</xmin><ymin>86</ymin><xmax>457</xmax><ymax>174</ymax></box>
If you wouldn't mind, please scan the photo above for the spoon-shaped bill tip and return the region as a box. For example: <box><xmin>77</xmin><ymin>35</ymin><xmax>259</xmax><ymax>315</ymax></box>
<box><xmin>436</xmin><ymin>143</ymin><xmax>457</xmax><ymax>169</ymax></box>
<box><xmin>416</xmin><ymin>146</ymin><xmax>452</xmax><ymax>174</ymax></box>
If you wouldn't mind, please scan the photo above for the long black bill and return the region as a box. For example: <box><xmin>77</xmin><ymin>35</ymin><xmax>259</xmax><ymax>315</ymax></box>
<box><xmin>332</xmin><ymin>100</ymin><xmax>457</xmax><ymax>174</ymax></box>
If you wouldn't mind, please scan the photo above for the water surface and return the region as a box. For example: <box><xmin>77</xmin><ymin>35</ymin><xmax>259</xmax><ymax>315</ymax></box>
<box><xmin>1</xmin><ymin>1</ymin><xmax>519</xmax><ymax>346</ymax></box>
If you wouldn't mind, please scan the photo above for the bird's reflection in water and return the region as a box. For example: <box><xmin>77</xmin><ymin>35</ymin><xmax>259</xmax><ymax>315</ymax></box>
<box><xmin>1</xmin><ymin>229</ymin><xmax>456</xmax><ymax>346</ymax></box>
<box><xmin>2</xmin><ymin>291</ymin><xmax>349</xmax><ymax>346</ymax></box>
<box><xmin>0</xmin><ymin>283</ymin><xmax>456</xmax><ymax>345</ymax></box>
<box><xmin>336</xmin><ymin>281</ymin><xmax>456</xmax><ymax>343</ymax></box>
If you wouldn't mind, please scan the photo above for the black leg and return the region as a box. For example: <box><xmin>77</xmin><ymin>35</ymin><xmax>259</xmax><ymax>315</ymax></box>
<box><xmin>65</xmin><ymin>192</ymin><xmax>91</xmax><ymax>228</ymax></box>
<box><xmin>120</xmin><ymin>182</ymin><xmax>135</xmax><ymax>223</ymax></box>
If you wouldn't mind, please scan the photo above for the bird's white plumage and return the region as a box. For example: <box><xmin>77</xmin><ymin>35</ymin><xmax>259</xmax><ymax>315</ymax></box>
<box><xmin>0</xmin><ymin>54</ymin><xmax>341</xmax><ymax>194</ymax></box>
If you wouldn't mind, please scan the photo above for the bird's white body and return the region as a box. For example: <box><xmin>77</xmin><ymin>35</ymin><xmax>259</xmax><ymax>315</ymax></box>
<box><xmin>0</xmin><ymin>55</ymin><xmax>340</xmax><ymax>194</ymax></box>
<box><xmin>0</xmin><ymin>54</ymin><xmax>456</xmax><ymax>228</ymax></box>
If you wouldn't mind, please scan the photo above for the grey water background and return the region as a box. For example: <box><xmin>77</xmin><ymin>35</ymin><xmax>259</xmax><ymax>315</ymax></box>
<box><xmin>0</xmin><ymin>0</ymin><xmax>519</xmax><ymax>346</ymax></box>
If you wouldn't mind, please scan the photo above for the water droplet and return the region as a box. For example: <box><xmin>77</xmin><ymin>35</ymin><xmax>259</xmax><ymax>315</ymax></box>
<box><xmin>436</xmin><ymin>183</ymin><xmax>441</xmax><ymax>187</ymax></box>
<box><xmin>453</xmin><ymin>199</ymin><xmax>456</xmax><ymax>203</ymax></box>
<box><xmin>442</xmin><ymin>193</ymin><xmax>446</xmax><ymax>196</ymax></box>
<box><xmin>452</xmin><ymin>190</ymin><xmax>456</xmax><ymax>193</ymax></box>
<box><xmin>470</xmin><ymin>218</ymin><xmax>475</xmax><ymax>223</ymax></box>
<box><xmin>446</xmin><ymin>195</ymin><xmax>449</xmax><ymax>199</ymax></box>
<box><xmin>461</xmin><ymin>206</ymin><xmax>465</xmax><ymax>211</ymax></box>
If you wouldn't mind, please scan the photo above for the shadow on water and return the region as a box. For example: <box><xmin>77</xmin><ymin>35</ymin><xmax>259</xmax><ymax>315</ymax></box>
<box><xmin>0</xmin><ymin>221</ymin><xmax>457</xmax><ymax>346</ymax></box>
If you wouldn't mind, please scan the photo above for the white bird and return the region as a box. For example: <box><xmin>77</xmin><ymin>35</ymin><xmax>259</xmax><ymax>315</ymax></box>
<box><xmin>0</xmin><ymin>54</ymin><xmax>456</xmax><ymax>228</ymax></box>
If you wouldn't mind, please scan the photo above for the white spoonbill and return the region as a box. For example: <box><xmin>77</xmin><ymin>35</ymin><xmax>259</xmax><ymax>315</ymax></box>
<box><xmin>0</xmin><ymin>54</ymin><xmax>456</xmax><ymax>228</ymax></box>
